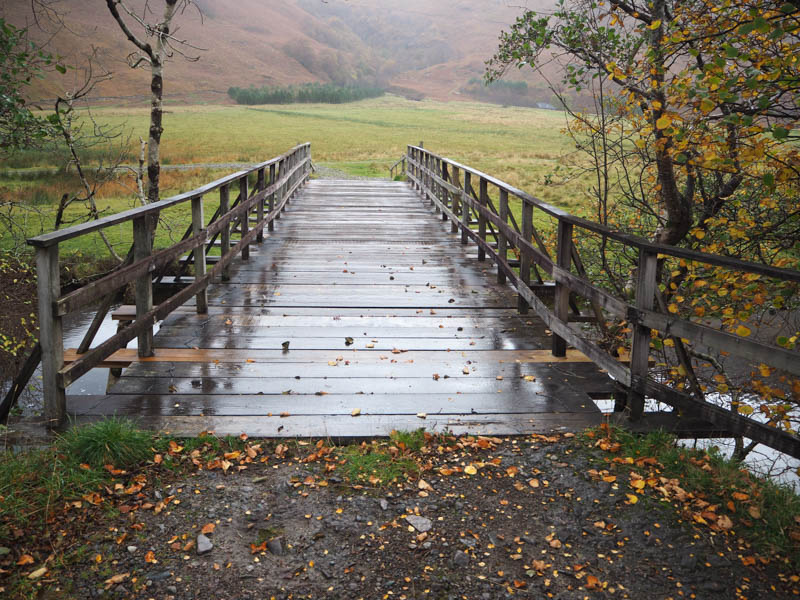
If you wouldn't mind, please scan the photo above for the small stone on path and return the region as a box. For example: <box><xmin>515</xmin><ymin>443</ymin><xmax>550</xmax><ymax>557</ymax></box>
<box><xmin>452</xmin><ymin>551</ymin><xmax>470</xmax><ymax>567</ymax></box>
<box><xmin>196</xmin><ymin>534</ymin><xmax>213</xmax><ymax>555</ymax></box>
<box><xmin>405</xmin><ymin>515</ymin><xmax>432</xmax><ymax>532</ymax></box>
<box><xmin>267</xmin><ymin>538</ymin><xmax>284</xmax><ymax>555</ymax></box>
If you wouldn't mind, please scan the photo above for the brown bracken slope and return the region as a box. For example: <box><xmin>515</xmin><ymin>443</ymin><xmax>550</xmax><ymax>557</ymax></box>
<box><xmin>3</xmin><ymin>0</ymin><xmax>557</xmax><ymax>104</ymax></box>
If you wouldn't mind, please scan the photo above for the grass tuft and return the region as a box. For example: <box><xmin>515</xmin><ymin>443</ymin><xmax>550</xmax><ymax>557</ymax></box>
<box><xmin>57</xmin><ymin>417</ymin><xmax>153</xmax><ymax>470</ymax></box>
<box><xmin>336</xmin><ymin>430</ymin><xmax>427</xmax><ymax>486</ymax></box>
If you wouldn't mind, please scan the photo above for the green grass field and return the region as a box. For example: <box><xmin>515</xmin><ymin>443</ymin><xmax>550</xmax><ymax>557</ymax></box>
<box><xmin>0</xmin><ymin>96</ymin><xmax>593</xmax><ymax>262</ymax></box>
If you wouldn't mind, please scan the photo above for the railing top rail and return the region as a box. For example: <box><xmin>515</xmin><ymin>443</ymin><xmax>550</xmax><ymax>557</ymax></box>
<box><xmin>408</xmin><ymin>145</ymin><xmax>800</xmax><ymax>283</ymax></box>
<box><xmin>27</xmin><ymin>142</ymin><xmax>311</xmax><ymax>248</ymax></box>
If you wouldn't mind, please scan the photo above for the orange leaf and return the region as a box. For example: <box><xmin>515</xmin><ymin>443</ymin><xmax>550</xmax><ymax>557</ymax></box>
<box><xmin>585</xmin><ymin>574</ymin><xmax>600</xmax><ymax>589</ymax></box>
<box><xmin>17</xmin><ymin>554</ymin><xmax>35</xmax><ymax>566</ymax></box>
<box><xmin>250</xmin><ymin>541</ymin><xmax>267</xmax><ymax>554</ymax></box>
<box><xmin>144</xmin><ymin>551</ymin><xmax>157</xmax><ymax>564</ymax></box>
<box><xmin>201</xmin><ymin>522</ymin><xmax>216</xmax><ymax>535</ymax></box>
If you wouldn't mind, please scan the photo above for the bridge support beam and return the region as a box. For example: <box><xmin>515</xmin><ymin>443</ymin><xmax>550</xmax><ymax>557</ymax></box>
<box><xmin>518</xmin><ymin>202</ymin><xmax>533</xmax><ymax>314</ymax></box>
<box><xmin>256</xmin><ymin>168</ymin><xmax>265</xmax><ymax>243</ymax></box>
<box><xmin>462</xmin><ymin>172</ymin><xmax>471</xmax><ymax>245</ymax></box>
<box><xmin>240</xmin><ymin>177</ymin><xmax>250</xmax><ymax>261</ymax></box>
<box><xmin>497</xmin><ymin>189</ymin><xmax>508</xmax><ymax>285</ymax></box>
<box><xmin>133</xmin><ymin>215</ymin><xmax>154</xmax><ymax>357</ymax></box>
<box><xmin>191</xmin><ymin>195</ymin><xmax>208</xmax><ymax>314</ymax></box>
<box><xmin>36</xmin><ymin>244</ymin><xmax>65</xmax><ymax>427</ymax></box>
<box><xmin>628</xmin><ymin>249</ymin><xmax>658</xmax><ymax>420</ymax></box>
<box><xmin>552</xmin><ymin>221</ymin><xmax>573</xmax><ymax>357</ymax></box>
<box><xmin>220</xmin><ymin>185</ymin><xmax>231</xmax><ymax>281</ymax></box>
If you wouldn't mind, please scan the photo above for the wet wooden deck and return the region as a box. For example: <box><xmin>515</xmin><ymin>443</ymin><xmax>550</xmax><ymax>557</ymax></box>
<box><xmin>68</xmin><ymin>180</ymin><xmax>613</xmax><ymax>437</ymax></box>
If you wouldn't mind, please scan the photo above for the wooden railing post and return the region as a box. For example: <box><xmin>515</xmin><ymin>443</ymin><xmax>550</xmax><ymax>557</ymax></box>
<box><xmin>440</xmin><ymin>161</ymin><xmax>449</xmax><ymax>221</ymax></box>
<box><xmin>462</xmin><ymin>172</ymin><xmax>471</xmax><ymax>244</ymax></box>
<box><xmin>519</xmin><ymin>201</ymin><xmax>533</xmax><ymax>314</ymax></box>
<box><xmin>220</xmin><ymin>184</ymin><xmax>231</xmax><ymax>281</ymax></box>
<box><xmin>240</xmin><ymin>176</ymin><xmax>250</xmax><ymax>261</ymax></box>
<box><xmin>450</xmin><ymin>166</ymin><xmax>459</xmax><ymax>233</ymax></box>
<box><xmin>268</xmin><ymin>163</ymin><xmax>276</xmax><ymax>232</ymax></box>
<box><xmin>132</xmin><ymin>215</ymin><xmax>154</xmax><ymax>357</ymax></box>
<box><xmin>36</xmin><ymin>244</ymin><xmax>65</xmax><ymax>427</ymax></box>
<box><xmin>497</xmin><ymin>188</ymin><xmax>508</xmax><ymax>284</ymax></box>
<box><xmin>276</xmin><ymin>159</ymin><xmax>285</xmax><ymax>221</ymax></box>
<box><xmin>256</xmin><ymin>168</ymin><xmax>265</xmax><ymax>243</ymax></box>
<box><xmin>629</xmin><ymin>249</ymin><xmax>658</xmax><ymax>420</ymax></box>
<box><xmin>191</xmin><ymin>195</ymin><xmax>208</xmax><ymax>314</ymax></box>
<box><xmin>425</xmin><ymin>153</ymin><xmax>433</xmax><ymax>206</ymax></box>
<box><xmin>552</xmin><ymin>220</ymin><xmax>573</xmax><ymax>357</ymax></box>
<box><xmin>478</xmin><ymin>178</ymin><xmax>488</xmax><ymax>261</ymax></box>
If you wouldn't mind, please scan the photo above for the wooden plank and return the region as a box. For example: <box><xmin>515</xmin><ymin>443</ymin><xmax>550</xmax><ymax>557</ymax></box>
<box><xmin>67</xmin><ymin>347</ymin><xmax>611</xmax><ymax>364</ymax></box>
<box><xmin>77</xmin><ymin>392</ymin><xmax>599</xmax><ymax>416</ymax></box>
<box><xmin>66</xmin><ymin>412</ymin><xmax>605</xmax><ymax>438</ymax></box>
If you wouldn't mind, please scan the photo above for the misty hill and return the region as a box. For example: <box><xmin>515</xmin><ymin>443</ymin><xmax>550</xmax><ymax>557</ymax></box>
<box><xmin>4</xmin><ymin>0</ymin><xmax>560</xmax><ymax>106</ymax></box>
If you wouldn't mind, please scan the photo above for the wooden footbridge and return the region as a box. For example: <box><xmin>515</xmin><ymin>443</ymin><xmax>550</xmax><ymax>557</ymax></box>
<box><xmin>20</xmin><ymin>144</ymin><xmax>800</xmax><ymax>456</ymax></box>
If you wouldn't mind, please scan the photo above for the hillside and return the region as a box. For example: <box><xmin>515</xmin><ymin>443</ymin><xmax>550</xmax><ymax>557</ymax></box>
<box><xmin>2</xmin><ymin>0</ymin><xmax>558</xmax><ymax>105</ymax></box>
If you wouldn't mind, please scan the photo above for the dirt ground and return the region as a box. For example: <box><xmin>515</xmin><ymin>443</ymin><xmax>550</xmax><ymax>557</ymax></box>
<box><xmin>22</xmin><ymin>432</ymin><xmax>797</xmax><ymax>600</ymax></box>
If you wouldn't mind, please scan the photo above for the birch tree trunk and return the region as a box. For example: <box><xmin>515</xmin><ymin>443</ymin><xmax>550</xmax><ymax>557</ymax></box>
<box><xmin>105</xmin><ymin>0</ymin><xmax>184</xmax><ymax>204</ymax></box>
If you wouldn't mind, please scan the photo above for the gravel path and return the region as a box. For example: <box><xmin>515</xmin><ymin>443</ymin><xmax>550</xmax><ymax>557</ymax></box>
<box><xmin>42</xmin><ymin>434</ymin><xmax>798</xmax><ymax>600</ymax></box>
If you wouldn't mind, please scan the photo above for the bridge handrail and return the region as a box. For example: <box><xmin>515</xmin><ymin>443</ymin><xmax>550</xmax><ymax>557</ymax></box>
<box><xmin>407</xmin><ymin>146</ymin><xmax>799</xmax><ymax>283</ymax></box>
<box><xmin>28</xmin><ymin>143</ymin><xmax>310</xmax><ymax>248</ymax></box>
<box><xmin>405</xmin><ymin>144</ymin><xmax>800</xmax><ymax>458</ymax></box>
<box><xmin>28</xmin><ymin>143</ymin><xmax>312</xmax><ymax>427</ymax></box>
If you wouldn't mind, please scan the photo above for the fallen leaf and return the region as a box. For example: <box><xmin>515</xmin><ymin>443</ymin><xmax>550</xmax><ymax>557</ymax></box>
<box><xmin>104</xmin><ymin>573</ymin><xmax>130</xmax><ymax>589</ymax></box>
<box><xmin>345</xmin><ymin>337</ymin><xmax>354</xmax><ymax>346</ymax></box>
<box><xmin>523</xmin><ymin>375</ymin><xmax>536</xmax><ymax>382</ymax></box>
<box><xmin>201</xmin><ymin>523</ymin><xmax>216</xmax><ymax>535</ymax></box>
<box><xmin>464</xmin><ymin>464</ymin><xmax>478</xmax><ymax>475</ymax></box>
<box><xmin>585</xmin><ymin>574</ymin><xmax>600</xmax><ymax>590</ymax></box>
<box><xmin>626</xmin><ymin>494</ymin><xmax>638</xmax><ymax>504</ymax></box>
<box><xmin>16</xmin><ymin>554</ymin><xmax>34</xmax><ymax>566</ymax></box>
<box><xmin>416</xmin><ymin>412</ymin><xmax>427</xmax><ymax>419</ymax></box>
<box><xmin>351</xmin><ymin>408</ymin><xmax>362</xmax><ymax>417</ymax></box>
<box><xmin>418</xmin><ymin>479</ymin><xmax>433</xmax><ymax>491</ymax></box>
<box><xmin>27</xmin><ymin>567</ymin><xmax>47</xmax><ymax>580</ymax></box>
<box><xmin>144</xmin><ymin>551</ymin><xmax>157</xmax><ymax>564</ymax></box>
